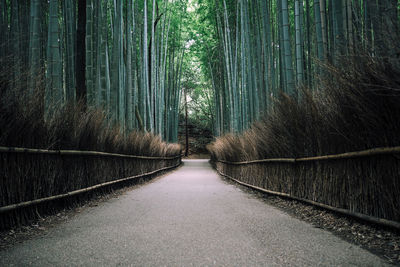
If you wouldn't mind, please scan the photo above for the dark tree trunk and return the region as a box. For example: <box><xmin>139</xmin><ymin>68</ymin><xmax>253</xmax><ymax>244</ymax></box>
<box><xmin>76</xmin><ymin>0</ymin><xmax>86</xmax><ymax>108</ymax></box>
<box><xmin>148</xmin><ymin>9</ymin><xmax>163</xmax><ymax>128</ymax></box>
<box><xmin>185</xmin><ymin>89</ymin><xmax>189</xmax><ymax>157</ymax></box>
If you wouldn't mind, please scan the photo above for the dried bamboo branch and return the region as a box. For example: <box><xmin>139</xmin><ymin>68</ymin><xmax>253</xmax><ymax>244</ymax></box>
<box><xmin>0</xmin><ymin>146</ymin><xmax>181</xmax><ymax>160</ymax></box>
<box><xmin>217</xmin><ymin>158</ymin><xmax>295</xmax><ymax>165</ymax></box>
<box><xmin>215</xmin><ymin>146</ymin><xmax>400</xmax><ymax>165</ymax></box>
<box><xmin>296</xmin><ymin>147</ymin><xmax>400</xmax><ymax>162</ymax></box>
<box><xmin>0</xmin><ymin>162</ymin><xmax>181</xmax><ymax>214</ymax></box>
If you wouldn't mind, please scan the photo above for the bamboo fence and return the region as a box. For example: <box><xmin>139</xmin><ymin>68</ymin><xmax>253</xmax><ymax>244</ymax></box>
<box><xmin>0</xmin><ymin>146</ymin><xmax>182</xmax><ymax>229</ymax></box>
<box><xmin>212</xmin><ymin>146</ymin><xmax>400</xmax><ymax>230</ymax></box>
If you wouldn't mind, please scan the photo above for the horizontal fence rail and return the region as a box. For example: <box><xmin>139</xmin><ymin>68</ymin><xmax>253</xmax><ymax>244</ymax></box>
<box><xmin>216</xmin><ymin>146</ymin><xmax>400</xmax><ymax>165</ymax></box>
<box><xmin>212</xmin><ymin>146</ymin><xmax>400</xmax><ymax>230</ymax></box>
<box><xmin>0</xmin><ymin>146</ymin><xmax>181</xmax><ymax>160</ymax></box>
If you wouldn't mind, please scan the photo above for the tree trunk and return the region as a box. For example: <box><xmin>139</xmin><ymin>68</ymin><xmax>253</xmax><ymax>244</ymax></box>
<box><xmin>63</xmin><ymin>0</ymin><xmax>76</xmax><ymax>103</ymax></box>
<box><xmin>111</xmin><ymin>0</ymin><xmax>125</xmax><ymax>129</ymax></box>
<box><xmin>46</xmin><ymin>0</ymin><xmax>63</xmax><ymax>112</ymax></box>
<box><xmin>10</xmin><ymin>0</ymin><xmax>20</xmax><ymax>90</ymax></box>
<box><xmin>319</xmin><ymin>0</ymin><xmax>328</xmax><ymax>60</ymax></box>
<box><xmin>126</xmin><ymin>0</ymin><xmax>134</xmax><ymax>131</ymax></box>
<box><xmin>76</xmin><ymin>0</ymin><xmax>87</xmax><ymax>107</ymax></box>
<box><xmin>295</xmin><ymin>0</ymin><xmax>304</xmax><ymax>85</ymax></box>
<box><xmin>314</xmin><ymin>0</ymin><xmax>324</xmax><ymax>62</ymax></box>
<box><xmin>281</xmin><ymin>0</ymin><xmax>295</xmax><ymax>95</ymax></box>
<box><xmin>85</xmin><ymin>0</ymin><xmax>94</xmax><ymax>106</ymax></box>
<box><xmin>184</xmin><ymin>88</ymin><xmax>189</xmax><ymax>157</ymax></box>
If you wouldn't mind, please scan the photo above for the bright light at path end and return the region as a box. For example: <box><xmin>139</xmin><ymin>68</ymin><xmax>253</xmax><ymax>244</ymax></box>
<box><xmin>187</xmin><ymin>0</ymin><xmax>196</xmax><ymax>12</ymax></box>
<box><xmin>185</xmin><ymin>39</ymin><xmax>195</xmax><ymax>49</ymax></box>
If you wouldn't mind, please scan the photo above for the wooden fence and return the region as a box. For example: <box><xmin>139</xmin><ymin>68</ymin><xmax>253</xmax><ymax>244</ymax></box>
<box><xmin>212</xmin><ymin>147</ymin><xmax>400</xmax><ymax>230</ymax></box>
<box><xmin>0</xmin><ymin>146</ymin><xmax>181</xmax><ymax>229</ymax></box>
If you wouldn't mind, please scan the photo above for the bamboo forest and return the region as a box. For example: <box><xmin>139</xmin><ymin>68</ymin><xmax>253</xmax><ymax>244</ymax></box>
<box><xmin>1</xmin><ymin>0</ymin><xmax>399</xmax><ymax>140</ymax></box>
<box><xmin>1</xmin><ymin>1</ymin><xmax>400</xmax><ymax>262</ymax></box>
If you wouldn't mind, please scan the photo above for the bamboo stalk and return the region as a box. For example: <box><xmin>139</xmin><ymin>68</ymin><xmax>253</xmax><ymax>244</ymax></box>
<box><xmin>0</xmin><ymin>162</ymin><xmax>181</xmax><ymax>214</ymax></box>
<box><xmin>216</xmin><ymin>169</ymin><xmax>400</xmax><ymax>230</ymax></box>
<box><xmin>0</xmin><ymin>146</ymin><xmax>181</xmax><ymax>160</ymax></box>
<box><xmin>215</xmin><ymin>146</ymin><xmax>400</xmax><ymax>165</ymax></box>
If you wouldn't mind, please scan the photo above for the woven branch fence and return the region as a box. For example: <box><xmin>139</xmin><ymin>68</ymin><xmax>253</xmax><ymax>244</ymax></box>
<box><xmin>212</xmin><ymin>147</ymin><xmax>400</xmax><ymax>229</ymax></box>
<box><xmin>0</xmin><ymin>146</ymin><xmax>181</xmax><ymax>230</ymax></box>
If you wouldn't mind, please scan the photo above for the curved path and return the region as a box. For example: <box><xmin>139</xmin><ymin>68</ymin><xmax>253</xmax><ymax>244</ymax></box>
<box><xmin>0</xmin><ymin>160</ymin><xmax>387</xmax><ymax>266</ymax></box>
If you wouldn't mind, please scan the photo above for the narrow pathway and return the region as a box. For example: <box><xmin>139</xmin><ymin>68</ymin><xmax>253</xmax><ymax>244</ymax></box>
<box><xmin>0</xmin><ymin>160</ymin><xmax>386</xmax><ymax>266</ymax></box>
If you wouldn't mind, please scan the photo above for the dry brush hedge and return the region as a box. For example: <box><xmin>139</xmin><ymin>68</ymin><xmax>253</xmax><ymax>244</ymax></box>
<box><xmin>212</xmin><ymin>150</ymin><xmax>400</xmax><ymax>225</ymax></box>
<box><xmin>0</xmin><ymin>88</ymin><xmax>184</xmax><ymax>230</ymax></box>
<box><xmin>0</xmin><ymin>148</ymin><xmax>181</xmax><ymax>230</ymax></box>
<box><xmin>208</xmin><ymin>53</ymin><xmax>400</xmax><ymax>228</ymax></box>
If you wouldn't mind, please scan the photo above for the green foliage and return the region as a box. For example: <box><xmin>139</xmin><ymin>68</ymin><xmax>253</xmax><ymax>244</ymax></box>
<box><xmin>176</xmin><ymin>0</ymin><xmax>216</xmax><ymax>132</ymax></box>
<box><xmin>196</xmin><ymin>0</ymin><xmax>400</xmax><ymax>137</ymax></box>
<box><xmin>0</xmin><ymin>0</ymin><xmax>190</xmax><ymax>142</ymax></box>
<box><xmin>2</xmin><ymin>0</ymin><xmax>400</xmax><ymax>141</ymax></box>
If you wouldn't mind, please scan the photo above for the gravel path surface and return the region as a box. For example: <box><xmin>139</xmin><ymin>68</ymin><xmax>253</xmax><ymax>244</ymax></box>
<box><xmin>0</xmin><ymin>159</ymin><xmax>388</xmax><ymax>266</ymax></box>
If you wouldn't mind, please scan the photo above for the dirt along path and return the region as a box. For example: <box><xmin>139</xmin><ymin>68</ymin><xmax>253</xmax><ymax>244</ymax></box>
<box><xmin>0</xmin><ymin>159</ymin><xmax>388</xmax><ymax>266</ymax></box>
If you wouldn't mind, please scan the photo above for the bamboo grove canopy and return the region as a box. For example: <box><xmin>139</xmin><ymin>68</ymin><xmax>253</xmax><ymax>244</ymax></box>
<box><xmin>194</xmin><ymin>0</ymin><xmax>399</xmax><ymax>135</ymax></box>
<box><xmin>0</xmin><ymin>0</ymin><xmax>189</xmax><ymax>142</ymax></box>
<box><xmin>1</xmin><ymin>0</ymin><xmax>399</xmax><ymax>139</ymax></box>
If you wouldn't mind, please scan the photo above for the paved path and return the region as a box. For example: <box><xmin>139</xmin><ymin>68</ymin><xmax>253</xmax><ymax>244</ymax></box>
<box><xmin>0</xmin><ymin>160</ymin><xmax>387</xmax><ymax>266</ymax></box>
